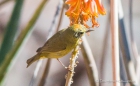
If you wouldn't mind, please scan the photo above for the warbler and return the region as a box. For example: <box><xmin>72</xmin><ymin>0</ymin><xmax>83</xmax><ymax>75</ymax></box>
<box><xmin>26</xmin><ymin>24</ymin><xmax>93</xmax><ymax>67</ymax></box>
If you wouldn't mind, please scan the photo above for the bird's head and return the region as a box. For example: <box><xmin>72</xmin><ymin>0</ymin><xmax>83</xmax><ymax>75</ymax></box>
<box><xmin>68</xmin><ymin>24</ymin><xmax>93</xmax><ymax>38</ymax></box>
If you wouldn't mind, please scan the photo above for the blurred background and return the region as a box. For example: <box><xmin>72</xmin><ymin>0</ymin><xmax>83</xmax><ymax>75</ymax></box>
<box><xmin>0</xmin><ymin>0</ymin><xmax>140</xmax><ymax>86</ymax></box>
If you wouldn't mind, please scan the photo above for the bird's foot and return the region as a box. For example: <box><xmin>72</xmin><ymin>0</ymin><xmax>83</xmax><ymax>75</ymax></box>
<box><xmin>57</xmin><ymin>58</ymin><xmax>68</xmax><ymax>69</ymax></box>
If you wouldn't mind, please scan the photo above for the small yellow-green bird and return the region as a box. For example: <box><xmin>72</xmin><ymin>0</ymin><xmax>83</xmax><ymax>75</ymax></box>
<box><xmin>26</xmin><ymin>24</ymin><xmax>93</xmax><ymax>67</ymax></box>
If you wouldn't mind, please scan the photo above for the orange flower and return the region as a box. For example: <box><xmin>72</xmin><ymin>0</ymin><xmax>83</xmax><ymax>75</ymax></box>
<box><xmin>65</xmin><ymin>0</ymin><xmax>106</xmax><ymax>28</ymax></box>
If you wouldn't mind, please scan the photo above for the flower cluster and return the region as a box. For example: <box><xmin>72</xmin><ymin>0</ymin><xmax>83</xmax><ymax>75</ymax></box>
<box><xmin>65</xmin><ymin>0</ymin><xmax>106</xmax><ymax>28</ymax></box>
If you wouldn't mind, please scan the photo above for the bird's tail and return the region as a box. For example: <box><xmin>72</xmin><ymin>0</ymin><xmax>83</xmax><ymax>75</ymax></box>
<box><xmin>26</xmin><ymin>54</ymin><xmax>40</xmax><ymax>68</ymax></box>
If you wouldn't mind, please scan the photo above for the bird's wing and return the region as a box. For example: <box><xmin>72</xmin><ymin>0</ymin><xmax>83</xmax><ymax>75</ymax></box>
<box><xmin>36</xmin><ymin>29</ymin><xmax>67</xmax><ymax>53</ymax></box>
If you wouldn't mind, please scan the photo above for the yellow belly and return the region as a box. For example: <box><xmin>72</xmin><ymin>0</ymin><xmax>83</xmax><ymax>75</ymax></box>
<box><xmin>40</xmin><ymin>44</ymin><xmax>77</xmax><ymax>58</ymax></box>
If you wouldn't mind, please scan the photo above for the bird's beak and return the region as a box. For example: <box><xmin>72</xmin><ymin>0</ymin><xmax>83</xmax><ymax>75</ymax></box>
<box><xmin>86</xmin><ymin>30</ymin><xmax>94</xmax><ymax>33</ymax></box>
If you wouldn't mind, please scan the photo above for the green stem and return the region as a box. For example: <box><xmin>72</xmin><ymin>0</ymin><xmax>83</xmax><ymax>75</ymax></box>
<box><xmin>0</xmin><ymin>0</ymin><xmax>24</xmax><ymax>65</ymax></box>
<box><xmin>0</xmin><ymin>0</ymin><xmax>48</xmax><ymax>83</ymax></box>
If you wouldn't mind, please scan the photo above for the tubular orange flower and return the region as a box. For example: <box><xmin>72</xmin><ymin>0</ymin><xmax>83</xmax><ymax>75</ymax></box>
<box><xmin>94</xmin><ymin>0</ymin><xmax>106</xmax><ymax>15</ymax></box>
<box><xmin>65</xmin><ymin>0</ymin><xmax>106</xmax><ymax>28</ymax></box>
<box><xmin>91</xmin><ymin>16</ymin><xmax>99</xmax><ymax>27</ymax></box>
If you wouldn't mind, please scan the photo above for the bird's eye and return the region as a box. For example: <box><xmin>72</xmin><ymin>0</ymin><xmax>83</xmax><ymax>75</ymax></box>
<box><xmin>74</xmin><ymin>32</ymin><xmax>84</xmax><ymax>38</ymax></box>
<box><xmin>79</xmin><ymin>32</ymin><xmax>84</xmax><ymax>34</ymax></box>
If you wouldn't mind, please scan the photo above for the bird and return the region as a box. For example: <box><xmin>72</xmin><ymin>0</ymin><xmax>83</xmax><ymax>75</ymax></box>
<box><xmin>26</xmin><ymin>24</ymin><xmax>93</xmax><ymax>68</ymax></box>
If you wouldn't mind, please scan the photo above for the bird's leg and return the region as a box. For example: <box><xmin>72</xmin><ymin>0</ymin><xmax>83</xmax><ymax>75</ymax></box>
<box><xmin>57</xmin><ymin>58</ymin><xmax>68</xmax><ymax>69</ymax></box>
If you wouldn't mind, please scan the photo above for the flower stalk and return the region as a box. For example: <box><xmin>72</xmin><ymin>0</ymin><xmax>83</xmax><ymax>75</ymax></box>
<box><xmin>65</xmin><ymin>46</ymin><xmax>79</xmax><ymax>86</ymax></box>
